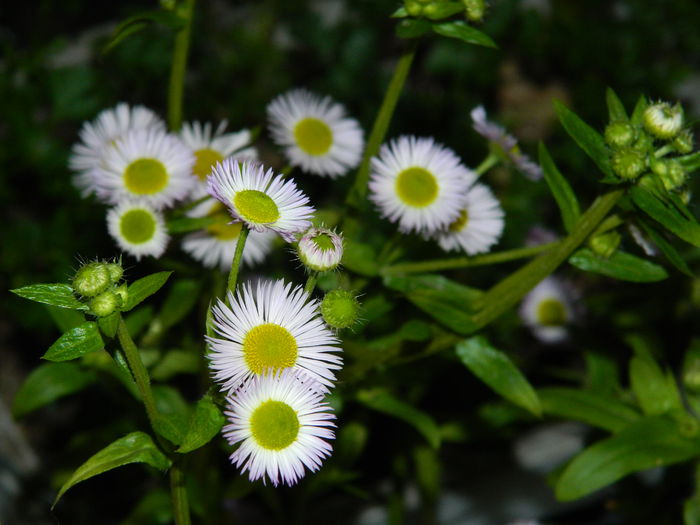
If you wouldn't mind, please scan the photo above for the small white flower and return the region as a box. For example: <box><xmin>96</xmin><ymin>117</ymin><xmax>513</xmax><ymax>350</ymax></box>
<box><xmin>70</xmin><ymin>103</ymin><xmax>166</xmax><ymax>196</ymax></box>
<box><xmin>207</xmin><ymin>279</ymin><xmax>342</xmax><ymax>391</ymax></box>
<box><xmin>471</xmin><ymin>106</ymin><xmax>543</xmax><ymax>181</ymax></box>
<box><xmin>106</xmin><ymin>200</ymin><xmax>169</xmax><ymax>260</ymax></box>
<box><xmin>223</xmin><ymin>369</ymin><xmax>335</xmax><ymax>487</ymax></box>
<box><xmin>93</xmin><ymin>127</ymin><xmax>195</xmax><ymax>209</ymax></box>
<box><xmin>519</xmin><ymin>276</ymin><xmax>577</xmax><ymax>343</ymax></box>
<box><xmin>297</xmin><ymin>227</ymin><xmax>344</xmax><ymax>272</ymax></box>
<box><xmin>207</xmin><ymin>159</ymin><xmax>315</xmax><ymax>242</ymax></box>
<box><xmin>434</xmin><ymin>182</ymin><xmax>505</xmax><ymax>255</ymax></box>
<box><xmin>369</xmin><ymin>136</ymin><xmax>473</xmax><ymax>235</ymax></box>
<box><xmin>267</xmin><ymin>88</ymin><xmax>364</xmax><ymax>177</ymax></box>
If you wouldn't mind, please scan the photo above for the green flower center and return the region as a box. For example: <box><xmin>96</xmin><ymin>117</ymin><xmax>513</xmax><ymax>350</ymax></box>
<box><xmin>448</xmin><ymin>209</ymin><xmax>469</xmax><ymax>232</ymax></box>
<box><xmin>250</xmin><ymin>400</ymin><xmax>300</xmax><ymax>450</ymax></box>
<box><xmin>293</xmin><ymin>118</ymin><xmax>333</xmax><ymax>155</ymax></box>
<box><xmin>312</xmin><ymin>233</ymin><xmax>335</xmax><ymax>251</ymax></box>
<box><xmin>124</xmin><ymin>158</ymin><xmax>168</xmax><ymax>195</ymax></box>
<box><xmin>395</xmin><ymin>167</ymin><xmax>438</xmax><ymax>207</ymax></box>
<box><xmin>243</xmin><ymin>323</ymin><xmax>298</xmax><ymax>375</ymax></box>
<box><xmin>234</xmin><ymin>190</ymin><xmax>280</xmax><ymax>224</ymax></box>
<box><xmin>120</xmin><ymin>209</ymin><xmax>156</xmax><ymax>244</ymax></box>
<box><xmin>536</xmin><ymin>298</ymin><xmax>567</xmax><ymax>327</ymax></box>
<box><xmin>193</xmin><ymin>148</ymin><xmax>224</xmax><ymax>181</ymax></box>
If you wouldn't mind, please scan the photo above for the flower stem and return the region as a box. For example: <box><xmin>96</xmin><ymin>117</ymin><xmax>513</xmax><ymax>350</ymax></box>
<box><xmin>226</xmin><ymin>225</ymin><xmax>249</xmax><ymax>299</ymax></box>
<box><xmin>167</xmin><ymin>0</ymin><xmax>196</xmax><ymax>131</ymax></box>
<box><xmin>346</xmin><ymin>40</ymin><xmax>418</xmax><ymax>208</ymax></box>
<box><xmin>474</xmin><ymin>153</ymin><xmax>500</xmax><ymax>177</ymax></box>
<box><xmin>170</xmin><ymin>459</ymin><xmax>192</xmax><ymax>525</ymax></box>
<box><xmin>304</xmin><ymin>272</ymin><xmax>318</xmax><ymax>295</ymax></box>
<box><xmin>381</xmin><ymin>242</ymin><xmax>557</xmax><ymax>276</ymax></box>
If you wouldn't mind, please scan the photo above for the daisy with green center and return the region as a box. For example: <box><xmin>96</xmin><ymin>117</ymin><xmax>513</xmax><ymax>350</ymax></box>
<box><xmin>297</xmin><ymin>227</ymin><xmax>344</xmax><ymax>272</ymax></box>
<box><xmin>434</xmin><ymin>181</ymin><xmax>505</xmax><ymax>255</ymax></box>
<box><xmin>207</xmin><ymin>159</ymin><xmax>315</xmax><ymax>242</ymax></box>
<box><xmin>267</xmin><ymin>88</ymin><xmax>364</xmax><ymax>178</ymax></box>
<box><xmin>107</xmin><ymin>200</ymin><xmax>169</xmax><ymax>260</ymax></box>
<box><xmin>368</xmin><ymin>136</ymin><xmax>472</xmax><ymax>234</ymax></box>
<box><xmin>207</xmin><ymin>279</ymin><xmax>342</xmax><ymax>392</ymax></box>
<box><xmin>519</xmin><ymin>276</ymin><xmax>577</xmax><ymax>344</ymax></box>
<box><xmin>70</xmin><ymin>103</ymin><xmax>166</xmax><ymax>197</ymax></box>
<box><xmin>94</xmin><ymin>127</ymin><xmax>195</xmax><ymax>209</ymax></box>
<box><xmin>223</xmin><ymin>368</ymin><xmax>335</xmax><ymax>487</ymax></box>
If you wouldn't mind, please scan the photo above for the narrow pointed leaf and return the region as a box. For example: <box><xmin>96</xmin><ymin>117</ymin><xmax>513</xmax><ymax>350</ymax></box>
<box><xmin>539</xmin><ymin>142</ymin><xmax>580</xmax><ymax>233</ymax></box>
<box><xmin>432</xmin><ymin>21</ymin><xmax>497</xmax><ymax>48</ymax></box>
<box><xmin>638</xmin><ymin>219</ymin><xmax>693</xmax><ymax>277</ymax></box>
<box><xmin>569</xmin><ymin>248</ymin><xmax>668</xmax><ymax>282</ymax></box>
<box><xmin>629</xmin><ymin>355</ymin><xmax>683</xmax><ymax>416</ymax></box>
<box><xmin>630</xmin><ymin>95</ymin><xmax>649</xmax><ymax>126</ymax></box>
<box><xmin>43</xmin><ymin>321</ymin><xmax>104</xmax><ymax>362</ymax></box>
<box><xmin>630</xmin><ymin>186</ymin><xmax>700</xmax><ymax>247</ymax></box>
<box><xmin>11</xmin><ymin>283</ymin><xmax>87</xmax><ymax>310</ymax></box>
<box><xmin>123</xmin><ymin>272</ymin><xmax>172</xmax><ymax>312</ymax></box>
<box><xmin>605</xmin><ymin>87</ymin><xmax>628</xmax><ymax>122</ymax></box>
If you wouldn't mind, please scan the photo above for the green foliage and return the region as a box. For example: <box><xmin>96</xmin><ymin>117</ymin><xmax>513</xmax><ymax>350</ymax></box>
<box><xmin>539</xmin><ymin>142</ymin><xmax>581</xmax><ymax>233</ymax></box>
<box><xmin>43</xmin><ymin>321</ymin><xmax>104</xmax><ymax>362</ymax></box>
<box><xmin>176</xmin><ymin>395</ymin><xmax>225</xmax><ymax>454</ymax></box>
<box><xmin>431</xmin><ymin>21</ymin><xmax>497</xmax><ymax>48</ymax></box>
<box><xmin>123</xmin><ymin>272</ymin><xmax>172</xmax><ymax>312</ymax></box>
<box><xmin>569</xmin><ymin>248</ymin><xmax>668</xmax><ymax>282</ymax></box>
<box><xmin>629</xmin><ymin>354</ymin><xmax>683</xmax><ymax>416</ymax></box>
<box><xmin>152</xmin><ymin>385</ymin><xmax>192</xmax><ymax>445</ymax></box>
<box><xmin>11</xmin><ymin>283</ymin><xmax>87</xmax><ymax>310</ymax></box>
<box><xmin>630</xmin><ymin>186</ymin><xmax>700</xmax><ymax>247</ymax></box>
<box><xmin>103</xmin><ymin>9</ymin><xmax>185</xmax><ymax>55</ymax></box>
<box><xmin>605</xmin><ymin>87</ymin><xmax>629</xmax><ymax>122</ymax></box>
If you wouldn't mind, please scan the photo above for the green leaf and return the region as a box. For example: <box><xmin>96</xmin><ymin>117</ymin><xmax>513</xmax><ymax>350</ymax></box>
<box><xmin>124</xmin><ymin>306</ymin><xmax>154</xmax><ymax>338</ymax></box>
<box><xmin>342</xmin><ymin>240</ymin><xmax>380</xmax><ymax>276</ymax></box>
<box><xmin>630</xmin><ymin>95</ymin><xmax>649</xmax><ymax>126</ymax></box>
<box><xmin>432</xmin><ymin>20</ymin><xmax>497</xmax><ymax>48</ymax></box>
<box><xmin>456</xmin><ymin>336</ymin><xmax>541</xmax><ymax>417</ymax></box>
<box><xmin>554</xmin><ymin>100</ymin><xmax>613</xmax><ymax>177</ymax></box>
<box><xmin>605</xmin><ymin>87</ymin><xmax>628</xmax><ymax>122</ymax></box>
<box><xmin>638</xmin><ymin>220</ymin><xmax>693</xmax><ymax>277</ymax></box>
<box><xmin>43</xmin><ymin>322</ymin><xmax>104</xmax><ymax>362</ymax></box>
<box><xmin>538</xmin><ymin>387</ymin><xmax>640</xmax><ymax>433</ymax></box>
<box><xmin>423</xmin><ymin>1</ymin><xmax>463</xmax><ymax>19</ymax></box>
<box><xmin>539</xmin><ymin>142</ymin><xmax>580</xmax><ymax>233</ymax></box>
<box><xmin>176</xmin><ymin>395</ymin><xmax>225</xmax><ymax>454</ymax></box>
<box><xmin>151</xmin><ymin>349</ymin><xmax>200</xmax><ymax>381</ymax></box>
<box><xmin>678</xmin><ymin>152</ymin><xmax>700</xmax><ymax>174</ymax></box>
<box><xmin>630</xmin><ymin>186</ymin><xmax>700</xmax><ymax>247</ymax></box>
<box><xmin>102</xmin><ymin>9</ymin><xmax>185</xmax><ymax>55</ymax></box>
<box><xmin>98</xmin><ymin>312</ymin><xmax>120</xmax><ymax>338</ymax></box>
<box><xmin>53</xmin><ymin>431</ymin><xmax>171</xmax><ymax>507</ymax></box>
<box><xmin>45</xmin><ymin>305</ymin><xmax>86</xmax><ymax>332</ymax></box>
<box><xmin>569</xmin><ymin>248</ymin><xmax>668</xmax><ymax>282</ymax></box>
<box><xmin>629</xmin><ymin>355</ymin><xmax>683</xmax><ymax>416</ymax></box>
<box><xmin>166</xmin><ymin>215</ymin><xmax>218</xmax><ymax>234</ymax></box>
<box><xmin>357</xmin><ymin>389</ymin><xmax>441</xmax><ymax>449</ymax></box>
<box><xmin>123</xmin><ymin>272</ymin><xmax>172</xmax><ymax>312</ymax></box>
<box><xmin>395</xmin><ymin>19</ymin><xmax>431</xmax><ymax>39</ymax></box>
<box><xmin>152</xmin><ymin>385</ymin><xmax>191</xmax><ymax>445</ymax></box>
<box><xmin>413</xmin><ymin>446</ymin><xmax>441</xmax><ymax>502</ymax></box>
<box><xmin>11</xmin><ymin>283</ymin><xmax>87</xmax><ymax>310</ymax></box>
<box><xmin>156</xmin><ymin>279</ymin><xmax>201</xmax><ymax>330</ymax></box>
<box><xmin>13</xmin><ymin>363</ymin><xmax>96</xmax><ymax>417</ymax></box>
<box><xmin>584</xmin><ymin>352</ymin><xmax>621</xmax><ymax>395</ymax></box>
<box><xmin>556</xmin><ymin>416</ymin><xmax>700</xmax><ymax>501</ymax></box>
<box><xmin>391</xmin><ymin>6</ymin><xmax>409</xmax><ymax>18</ymax></box>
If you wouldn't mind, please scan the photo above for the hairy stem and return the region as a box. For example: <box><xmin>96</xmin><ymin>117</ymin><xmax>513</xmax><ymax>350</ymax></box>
<box><xmin>170</xmin><ymin>459</ymin><xmax>192</xmax><ymax>525</ymax></box>
<box><xmin>226</xmin><ymin>225</ymin><xmax>249</xmax><ymax>299</ymax></box>
<box><xmin>304</xmin><ymin>272</ymin><xmax>318</xmax><ymax>295</ymax></box>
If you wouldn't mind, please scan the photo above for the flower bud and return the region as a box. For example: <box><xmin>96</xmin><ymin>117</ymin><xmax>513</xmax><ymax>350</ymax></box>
<box><xmin>643</xmin><ymin>102</ymin><xmax>683</xmax><ymax>140</ymax></box>
<box><xmin>632</xmin><ymin>131</ymin><xmax>654</xmax><ymax>153</ymax></box>
<box><xmin>611</xmin><ymin>147</ymin><xmax>646</xmax><ymax>180</ymax></box>
<box><xmin>114</xmin><ymin>283</ymin><xmax>129</xmax><ymax>306</ymax></box>
<box><xmin>72</xmin><ymin>262</ymin><xmax>111</xmax><ymax>298</ymax></box>
<box><xmin>297</xmin><ymin>227</ymin><xmax>344</xmax><ymax>272</ymax></box>
<box><xmin>588</xmin><ymin>230</ymin><xmax>621</xmax><ymax>259</ymax></box>
<box><xmin>463</xmin><ymin>0</ymin><xmax>486</xmax><ymax>22</ymax></box>
<box><xmin>89</xmin><ymin>289</ymin><xmax>122</xmax><ymax>317</ymax></box>
<box><xmin>658</xmin><ymin>160</ymin><xmax>687</xmax><ymax>192</ymax></box>
<box><xmin>320</xmin><ymin>290</ymin><xmax>360</xmax><ymax>330</ymax></box>
<box><xmin>604</xmin><ymin>121</ymin><xmax>637</xmax><ymax>148</ymax></box>
<box><xmin>105</xmin><ymin>261</ymin><xmax>124</xmax><ymax>284</ymax></box>
<box><xmin>672</xmin><ymin>129</ymin><xmax>694</xmax><ymax>154</ymax></box>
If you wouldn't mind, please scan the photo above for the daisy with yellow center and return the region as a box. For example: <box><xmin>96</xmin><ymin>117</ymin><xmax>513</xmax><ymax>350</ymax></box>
<box><xmin>207</xmin><ymin>159</ymin><xmax>315</xmax><ymax>242</ymax></box>
<box><xmin>519</xmin><ymin>276</ymin><xmax>577</xmax><ymax>344</ymax></box>
<box><xmin>267</xmin><ymin>88</ymin><xmax>364</xmax><ymax>178</ymax></box>
<box><xmin>368</xmin><ymin>136</ymin><xmax>473</xmax><ymax>234</ymax></box>
<box><xmin>207</xmin><ymin>279</ymin><xmax>342</xmax><ymax>392</ymax></box>
<box><xmin>106</xmin><ymin>200</ymin><xmax>169</xmax><ymax>260</ymax></box>
<box><xmin>94</xmin><ymin>128</ymin><xmax>195</xmax><ymax>209</ymax></box>
<box><xmin>223</xmin><ymin>369</ymin><xmax>335</xmax><ymax>486</ymax></box>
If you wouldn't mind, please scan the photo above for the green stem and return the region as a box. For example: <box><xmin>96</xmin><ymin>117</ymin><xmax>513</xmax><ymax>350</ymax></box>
<box><xmin>472</xmin><ymin>188</ymin><xmax>624</xmax><ymax>328</ymax></box>
<box><xmin>116</xmin><ymin>315</ymin><xmax>159</xmax><ymax>428</ymax></box>
<box><xmin>346</xmin><ymin>40</ymin><xmax>418</xmax><ymax>208</ymax></box>
<box><xmin>304</xmin><ymin>272</ymin><xmax>318</xmax><ymax>295</ymax></box>
<box><xmin>167</xmin><ymin>0</ymin><xmax>196</xmax><ymax>131</ymax></box>
<box><xmin>381</xmin><ymin>242</ymin><xmax>557</xmax><ymax>276</ymax></box>
<box><xmin>170</xmin><ymin>459</ymin><xmax>192</xmax><ymax>525</ymax></box>
<box><xmin>474</xmin><ymin>153</ymin><xmax>500</xmax><ymax>177</ymax></box>
<box><xmin>226</xmin><ymin>225</ymin><xmax>249</xmax><ymax>299</ymax></box>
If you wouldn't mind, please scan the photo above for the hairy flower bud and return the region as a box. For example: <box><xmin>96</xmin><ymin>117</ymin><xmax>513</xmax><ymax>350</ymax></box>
<box><xmin>657</xmin><ymin>160</ymin><xmax>687</xmax><ymax>192</ymax></box>
<box><xmin>72</xmin><ymin>262</ymin><xmax>111</xmax><ymax>298</ymax></box>
<box><xmin>297</xmin><ymin>227</ymin><xmax>344</xmax><ymax>272</ymax></box>
<box><xmin>463</xmin><ymin>0</ymin><xmax>486</xmax><ymax>22</ymax></box>
<box><xmin>320</xmin><ymin>290</ymin><xmax>360</xmax><ymax>330</ymax></box>
<box><xmin>611</xmin><ymin>147</ymin><xmax>646</xmax><ymax>180</ymax></box>
<box><xmin>672</xmin><ymin>129</ymin><xmax>694</xmax><ymax>154</ymax></box>
<box><xmin>605</xmin><ymin>121</ymin><xmax>637</xmax><ymax>148</ymax></box>
<box><xmin>105</xmin><ymin>262</ymin><xmax>124</xmax><ymax>284</ymax></box>
<box><xmin>89</xmin><ymin>289</ymin><xmax>122</xmax><ymax>317</ymax></box>
<box><xmin>643</xmin><ymin>102</ymin><xmax>683</xmax><ymax>140</ymax></box>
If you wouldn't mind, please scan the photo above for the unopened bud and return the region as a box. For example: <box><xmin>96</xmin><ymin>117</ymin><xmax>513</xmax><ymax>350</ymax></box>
<box><xmin>89</xmin><ymin>289</ymin><xmax>122</xmax><ymax>317</ymax></box>
<box><xmin>463</xmin><ymin>0</ymin><xmax>486</xmax><ymax>22</ymax></box>
<box><xmin>321</xmin><ymin>290</ymin><xmax>360</xmax><ymax>330</ymax></box>
<box><xmin>643</xmin><ymin>102</ymin><xmax>683</xmax><ymax>140</ymax></box>
<box><xmin>605</xmin><ymin>121</ymin><xmax>637</xmax><ymax>148</ymax></box>
<box><xmin>588</xmin><ymin>230</ymin><xmax>621</xmax><ymax>258</ymax></box>
<box><xmin>297</xmin><ymin>227</ymin><xmax>344</xmax><ymax>272</ymax></box>
<box><xmin>114</xmin><ymin>283</ymin><xmax>129</xmax><ymax>306</ymax></box>
<box><xmin>658</xmin><ymin>160</ymin><xmax>687</xmax><ymax>192</ymax></box>
<box><xmin>672</xmin><ymin>129</ymin><xmax>694</xmax><ymax>154</ymax></box>
<box><xmin>611</xmin><ymin>147</ymin><xmax>646</xmax><ymax>180</ymax></box>
<box><xmin>105</xmin><ymin>262</ymin><xmax>124</xmax><ymax>283</ymax></box>
<box><xmin>632</xmin><ymin>131</ymin><xmax>654</xmax><ymax>153</ymax></box>
<box><xmin>72</xmin><ymin>262</ymin><xmax>111</xmax><ymax>298</ymax></box>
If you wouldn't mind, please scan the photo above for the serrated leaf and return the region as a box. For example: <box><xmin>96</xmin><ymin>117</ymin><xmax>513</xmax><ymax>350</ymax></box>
<box><xmin>554</xmin><ymin>100</ymin><xmax>613</xmax><ymax>177</ymax></box>
<box><xmin>569</xmin><ymin>248</ymin><xmax>668</xmax><ymax>282</ymax></box>
<box><xmin>343</xmin><ymin>240</ymin><xmax>380</xmax><ymax>276</ymax></box>
<box><xmin>45</xmin><ymin>305</ymin><xmax>86</xmax><ymax>332</ymax></box>
<box><xmin>432</xmin><ymin>20</ymin><xmax>497</xmax><ymax>48</ymax></box>
<box><xmin>11</xmin><ymin>283</ymin><xmax>87</xmax><ymax>310</ymax></box>
<box><xmin>43</xmin><ymin>322</ymin><xmax>104</xmax><ymax>362</ymax></box>
<box><xmin>538</xmin><ymin>387</ymin><xmax>639</xmax><ymax>433</ymax></box>
<box><xmin>357</xmin><ymin>389</ymin><xmax>441</xmax><ymax>449</ymax></box>
<box><xmin>629</xmin><ymin>355</ymin><xmax>683</xmax><ymax>416</ymax></box>
<box><xmin>539</xmin><ymin>142</ymin><xmax>580</xmax><ymax>233</ymax></box>
<box><xmin>605</xmin><ymin>87</ymin><xmax>628</xmax><ymax>122</ymax></box>
<box><xmin>53</xmin><ymin>431</ymin><xmax>171</xmax><ymax>507</ymax></box>
<box><xmin>166</xmin><ymin>215</ymin><xmax>218</xmax><ymax>234</ymax></box>
<box><xmin>152</xmin><ymin>385</ymin><xmax>191</xmax><ymax>445</ymax></box>
<box><xmin>123</xmin><ymin>272</ymin><xmax>172</xmax><ymax>312</ymax></box>
<box><xmin>556</xmin><ymin>416</ymin><xmax>700</xmax><ymax>501</ymax></box>
<box><xmin>98</xmin><ymin>312</ymin><xmax>119</xmax><ymax>338</ymax></box>
<box><xmin>176</xmin><ymin>396</ymin><xmax>225</xmax><ymax>454</ymax></box>
<box><xmin>630</xmin><ymin>186</ymin><xmax>700</xmax><ymax>247</ymax></box>
<box><xmin>456</xmin><ymin>336</ymin><xmax>541</xmax><ymax>417</ymax></box>
<box><xmin>395</xmin><ymin>19</ymin><xmax>431</xmax><ymax>39</ymax></box>
<box><xmin>13</xmin><ymin>363</ymin><xmax>96</xmax><ymax>417</ymax></box>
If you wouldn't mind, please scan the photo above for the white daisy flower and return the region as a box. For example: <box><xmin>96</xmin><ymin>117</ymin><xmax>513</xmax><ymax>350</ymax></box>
<box><xmin>519</xmin><ymin>276</ymin><xmax>577</xmax><ymax>344</ymax></box>
<box><xmin>181</xmin><ymin>200</ymin><xmax>275</xmax><ymax>271</ymax></box>
<box><xmin>223</xmin><ymin>368</ymin><xmax>335</xmax><ymax>487</ymax></box>
<box><xmin>471</xmin><ymin>106</ymin><xmax>543</xmax><ymax>181</ymax></box>
<box><xmin>434</xmin><ymin>182</ymin><xmax>505</xmax><ymax>255</ymax></box>
<box><xmin>207</xmin><ymin>159</ymin><xmax>315</xmax><ymax>242</ymax></box>
<box><xmin>70</xmin><ymin>103</ymin><xmax>166</xmax><ymax>196</ymax></box>
<box><xmin>207</xmin><ymin>279</ymin><xmax>342</xmax><ymax>391</ymax></box>
<box><xmin>297</xmin><ymin>227</ymin><xmax>344</xmax><ymax>272</ymax></box>
<box><xmin>368</xmin><ymin>136</ymin><xmax>472</xmax><ymax>235</ymax></box>
<box><xmin>180</xmin><ymin>121</ymin><xmax>257</xmax><ymax>184</ymax></box>
<box><xmin>267</xmin><ymin>88</ymin><xmax>364</xmax><ymax>177</ymax></box>
<box><xmin>94</xmin><ymin>127</ymin><xmax>195</xmax><ymax>209</ymax></box>
<box><xmin>106</xmin><ymin>200</ymin><xmax>169</xmax><ymax>260</ymax></box>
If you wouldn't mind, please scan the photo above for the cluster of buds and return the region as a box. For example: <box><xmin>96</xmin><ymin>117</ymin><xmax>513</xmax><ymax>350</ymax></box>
<box><xmin>71</xmin><ymin>259</ymin><xmax>127</xmax><ymax>317</ymax></box>
<box><xmin>403</xmin><ymin>0</ymin><xmax>487</xmax><ymax>23</ymax></box>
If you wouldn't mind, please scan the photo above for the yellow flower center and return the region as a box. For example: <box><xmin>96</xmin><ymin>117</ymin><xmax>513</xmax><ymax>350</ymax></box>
<box><xmin>395</xmin><ymin>167</ymin><xmax>438</xmax><ymax>207</ymax></box>
<box><xmin>234</xmin><ymin>190</ymin><xmax>280</xmax><ymax>224</ymax></box>
<box><xmin>250</xmin><ymin>400</ymin><xmax>300</xmax><ymax>450</ymax></box>
<box><xmin>536</xmin><ymin>298</ymin><xmax>567</xmax><ymax>327</ymax></box>
<box><xmin>124</xmin><ymin>158</ymin><xmax>169</xmax><ymax>195</ymax></box>
<box><xmin>243</xmin><ymin>323</ymin><xmax>298</xmax><ymax>375</ymax></box>
<box><xmin>448</xmin><ymin>209</ymin><xmax>469</xmax><ymax>232</ymax></box>
<box><xmin>193</xmin><ymin>148</ymin><xmax>224</xmax><ymax>181</ymax></box>
<box><xmin>293</xmin><ymin>118</ymin><xmax>333</xmax><ymax>155</ymax></box>
<box><xmin>120</xmin><ymin>209</ymin><xmax>156</xmax><ymax>244</ymax></box>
